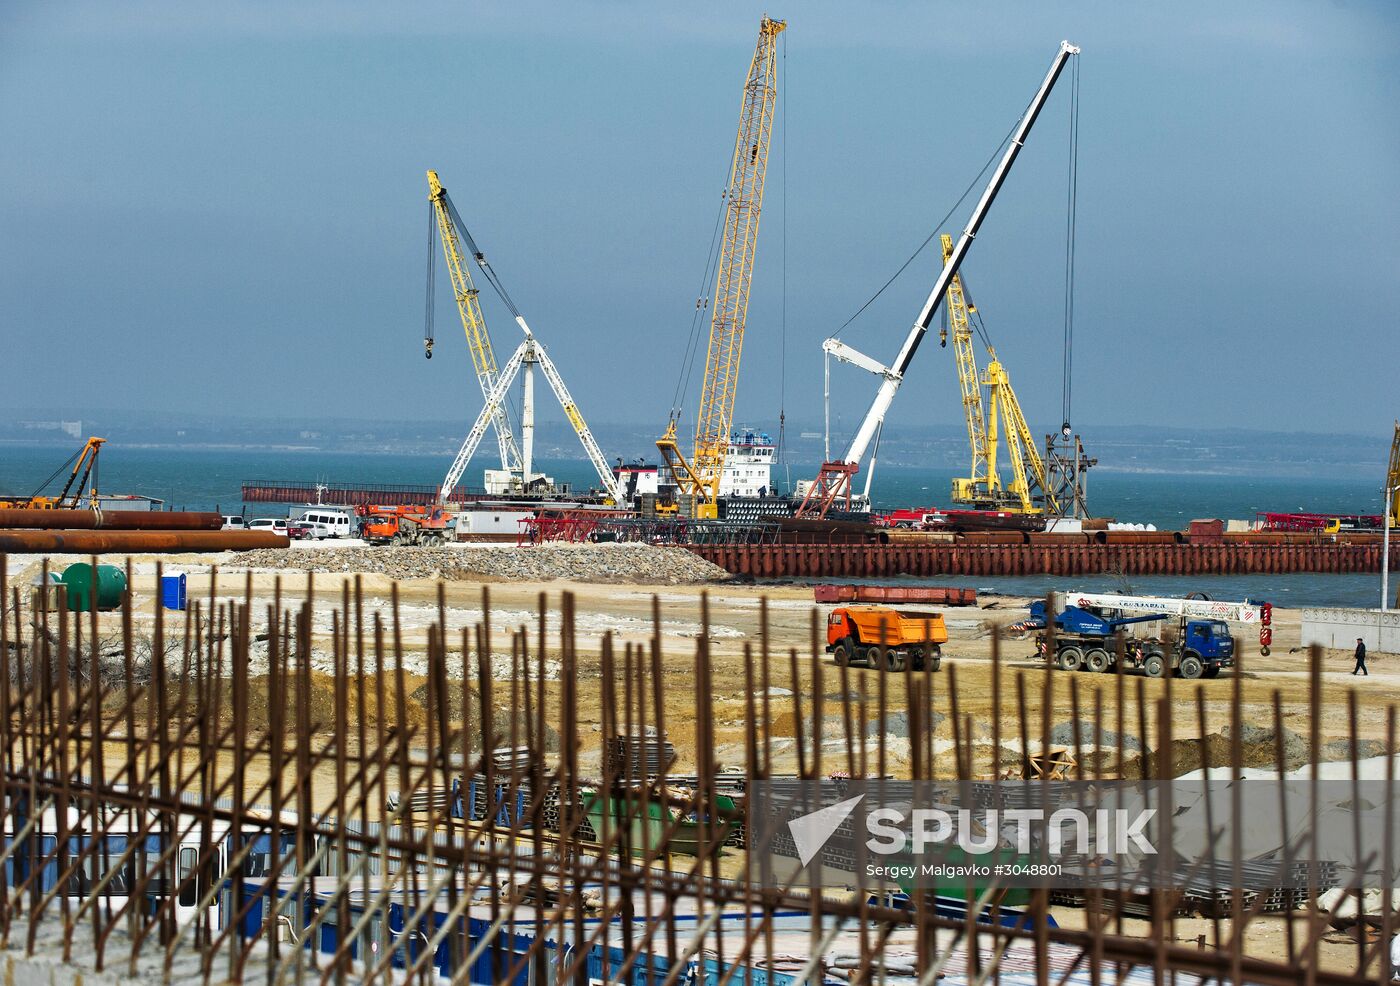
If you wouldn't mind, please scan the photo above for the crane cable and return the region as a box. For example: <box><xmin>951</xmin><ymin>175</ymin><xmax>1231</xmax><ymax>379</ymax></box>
<box><xmin>1060</xmin><ymin>55</ymin><xmax>1080</xmax><ymax>432</ymax></box>
<box><xmin>669</xmin><ymin>161</ymin><xmax>733</xmax><ymax>426</ymax></box>
<box><xmin>827</xmin><ymin>108</ymin><xmax>1026</xmax><ymax>341</ymax></box>
<box><xmin>435</xmin><ymin>190</ymin><xmax>524</xmax><ymax>429</ymax></box>
<box><xmin>424</xmin><ymin>199</ymin><xmax>437</xmax><ymax>355</ymax></box>
<box><xmin>443</xmin><ymin>194</ymin><xmax>524</xmax><ymax>321</ymax></box>
<box><xmin>28</xmin><ymin>445</ymin><xmax>84</xmax><ymax>500</ymax></box>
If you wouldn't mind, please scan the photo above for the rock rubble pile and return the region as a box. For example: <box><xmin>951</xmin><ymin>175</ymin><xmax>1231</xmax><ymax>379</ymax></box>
<box><xmin>223</xmin><ymin>543</ymin><xmax>731</xmax><ymax>585</ymax></box>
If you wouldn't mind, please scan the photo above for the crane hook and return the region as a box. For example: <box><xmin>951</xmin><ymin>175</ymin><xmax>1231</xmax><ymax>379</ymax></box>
<box><xmin>424</xmin><ymin>338</ymin><xmax>434</xmax><ymax>360</ymax></box>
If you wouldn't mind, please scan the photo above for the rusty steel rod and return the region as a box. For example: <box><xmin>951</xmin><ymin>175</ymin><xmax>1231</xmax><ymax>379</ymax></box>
<box><xmin>0</xmin><ymin>553</ymin><xmax>1392</xmax><ymax>985</ymax></box>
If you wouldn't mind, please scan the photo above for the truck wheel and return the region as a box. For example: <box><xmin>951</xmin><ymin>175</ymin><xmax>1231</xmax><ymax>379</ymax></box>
<box><xmin>1084</xmin><ymin>648</ymin><xmax>1110</xmax><ymax>673</ymax></box>
<box><xmin>1202</xmin><ymin>664</ymin><xmax>1221</xmax><ymax>679</ymax></box>
<box><xmin>884</xmin><ymin>650</ymin><xmax>907</xmax><ymax>673</ymax></box>
<box><xmin>1143</xmin><ymin>652</ymin><xmax>1166</xmax><ymax>679</ymax></box>
<box><xmin>1058</xmin><ymin>647</ymin><xmax>1084</xmax><ymax>672</ymax></box>
<box><xmin>391</xmin><ymin>534</ymin><xmax>403</xmax><ymax>547</ymax></box>
<box><xmin>833</xmin><ymin>638</ymin><xmax>853</xmax><ymax>667</ymax></box>
<box><xmin>1179</xmin><ymin>655</ymin><xmax>1204</xmax><ymax>680</ymax></box>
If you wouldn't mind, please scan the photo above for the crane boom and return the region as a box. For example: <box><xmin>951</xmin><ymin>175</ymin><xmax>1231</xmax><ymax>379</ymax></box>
<box><xmin>942</xmin><ymin>229</ymin><xmax>1059</xmax><ymax>514</ymax></box>
<box><xmin>427</xmin><ymin>170</ymin><xmax>522</xmax><ymax>474</ymax></box>
<box><xmin>823</xmin><ymin>339</ymin><xmax>895</xmax><ymax>379</ymax></box>
<box><xmin>985</xmin><ymin>359</ymin><xmax>1058</xmax><ymax>512</ymax></box>
<box><xmin>431</xmin><ymin>196</ymin><xmax>623</xmax><ymax>504</ymax></box>
<box><xmin>797</xmin><ymin>40</ymin><xmax>1080</xmax><ymax>517</ymax></box>
<box><xmin>938</xmin><ymin>233</ymin><xmax>991</xmax><ymax>493</ymax></box>
<box><xmin>1389</xmin><ymin>420</ymin><xmax>1400</xmax><ymax>527</ymax></box>
<box><xmin>659</xmin><ymin>15</ymin><xmax>785</xmax><ymax>518</ymax></box>
<box><xmin>1054</xmin><ymin>591</ymin><xmax>1264</xmax><ymax>625</ymax></box>
<box><xmin>0</xmin><ymin>437</ymin><xmax>107</xmax><ymax>510</ymax></box>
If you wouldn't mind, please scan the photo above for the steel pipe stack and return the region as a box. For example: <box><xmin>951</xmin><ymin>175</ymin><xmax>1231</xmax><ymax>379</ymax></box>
<box><xmin>0</xmin><ymin>508</ymin><xmax>222</xmax><ymax>531</ymax></box>
<box><xmin>0</xmin><ymin>529</ymin><xmax>289</xmax><ymax>553</ymax></box>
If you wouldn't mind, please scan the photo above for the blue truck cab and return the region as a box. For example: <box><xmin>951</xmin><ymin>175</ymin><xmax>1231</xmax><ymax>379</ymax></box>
<box><xmin>1180</xmin><ymin>619</ymin><xmax>1233</xmax><ymax>675</ymax></box>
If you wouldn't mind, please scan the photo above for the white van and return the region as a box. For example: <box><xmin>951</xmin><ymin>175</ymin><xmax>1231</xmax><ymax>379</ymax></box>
<box><xmin>297</xmin><ymin>510</ymin><xmax>354</xmax><ymax>539</ymax></box>
<box><xmin>221</xmin><ymin>515</ymin><xmax>247</xmax><ymax>530</ymax></box>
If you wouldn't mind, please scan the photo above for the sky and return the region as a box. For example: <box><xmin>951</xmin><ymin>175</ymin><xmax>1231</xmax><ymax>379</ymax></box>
<box><xmin>2</xmin><ymin>1</ymin><xmax>1398</xmax><ymax>453</ymax></box>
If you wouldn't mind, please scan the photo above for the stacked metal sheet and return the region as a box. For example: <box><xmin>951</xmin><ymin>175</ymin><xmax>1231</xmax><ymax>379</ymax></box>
<box><xmin>968</xmin><ymin>780</ymin><xmax>1080</xmax><ymax>812</ymax></box>
<box><xmin>605</xmin><ymin>732</ymin><xmax>676</xmax><ymax>777</ymax></box>
<box><xmin>466</xmin><ymin>775</ymin><xmax>536</xmax><ymax>829</ymax></box>
<box><xmin>385</xmin><ymin>787</ymin><xmax>457</xmax><ymax>816</ymax></box>
<box><xmin>654</xmin><ymin>774</ymin><xmax>748</xmax><ymax>795</ymax></box>
<box><xmin>540</xmin><ymin>784</ymin><xmax>598</xmax><ymax>842</ymax></box>
<box><xmin>489</xmin><ymin>746</ymin><xmax>535</xmax><ymax>772</ymax></box>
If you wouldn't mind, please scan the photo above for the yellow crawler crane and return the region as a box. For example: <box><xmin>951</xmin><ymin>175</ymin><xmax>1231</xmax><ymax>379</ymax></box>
<box><xmin>937</xmin><ymin>234</ymin><xmax>1058</xmax><ymax>515</ymax></box>
<box><xmin>658</xmin><ymin>15</ymin><xmax>785</xmax><ymax>519</ymax></box>
<box><xmin>937</xmin><ymin>233</ymin><xmax>991</xmax><ymax>502</ymax></box>
<box><xmin>0</xmin><ymin>436</ymin><xmax>105</xmax><ymax>510</ymax></box>
<box><xmin>426</xmin><ymin>169</ymin><xmax>523</xmax><ymax>476</ymax></box>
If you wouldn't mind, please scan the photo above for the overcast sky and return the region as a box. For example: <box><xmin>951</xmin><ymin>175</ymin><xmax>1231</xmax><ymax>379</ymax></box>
<box><xmin>3</xmin><ymin>1</ymin><xmax>1397</xmax><ymax>450</ymax></box>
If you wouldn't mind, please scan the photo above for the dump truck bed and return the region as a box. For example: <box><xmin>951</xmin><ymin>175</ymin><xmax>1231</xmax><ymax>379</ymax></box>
<box><xmin>838</xmin><ymin>607</ymin><xmax>948</xmax><ymax>646</ymax></box>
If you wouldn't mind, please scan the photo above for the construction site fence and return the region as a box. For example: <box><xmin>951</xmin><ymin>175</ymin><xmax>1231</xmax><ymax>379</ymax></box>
<box><xmin>0</xmin><ymin>556</ymin><xmax>1394</xmax><ymax>984</ymax></box>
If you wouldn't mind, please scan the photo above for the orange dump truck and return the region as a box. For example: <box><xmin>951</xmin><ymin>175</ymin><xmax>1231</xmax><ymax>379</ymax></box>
<box><xmin>825</xmin><ymin>606</ymin><xmax>947</xmax><ymax>672</ymax></box>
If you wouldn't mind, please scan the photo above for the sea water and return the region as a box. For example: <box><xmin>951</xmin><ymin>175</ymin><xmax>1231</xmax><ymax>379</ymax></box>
<box><xmin>0</xmin><ymin>445</ymin><xmax>1389</xmax><ymax>608</ymax></box>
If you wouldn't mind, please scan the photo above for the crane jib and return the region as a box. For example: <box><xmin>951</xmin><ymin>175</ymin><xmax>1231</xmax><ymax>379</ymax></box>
<box><xmin>895</xmin><ymin>44</ymin><xmax>1076</xmax><ymax>380</ymax></box>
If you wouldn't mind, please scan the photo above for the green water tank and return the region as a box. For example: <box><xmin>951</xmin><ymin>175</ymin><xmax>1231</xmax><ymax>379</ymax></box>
<box><xmin>60</xmin><ymin>563</ymin><xmax>127</xmax><ymax>613</ymax></box>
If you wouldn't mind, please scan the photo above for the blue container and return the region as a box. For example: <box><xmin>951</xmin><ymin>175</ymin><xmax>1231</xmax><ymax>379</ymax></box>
<box><xmin>160</xmin><ymin>573</ymin><xmax>187</xmax><ymax>611</ymax></box>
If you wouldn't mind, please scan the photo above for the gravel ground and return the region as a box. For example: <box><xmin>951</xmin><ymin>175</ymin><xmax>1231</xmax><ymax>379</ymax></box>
<box><xmin>221</xmin><ymin>543</ymin><xmax>732</xmax><ymax>585</ymax></box>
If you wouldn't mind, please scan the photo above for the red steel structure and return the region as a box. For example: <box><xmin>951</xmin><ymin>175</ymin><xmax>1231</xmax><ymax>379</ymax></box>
<box><xmin>1257</xmin><ymin>511</ymin><xmax>1384</xmax><ymax>532</ymax></box>
<box><xmin>690</xmin><ymin>540</ymin><xmax>1395</xmax><ymax>579</ymax></box>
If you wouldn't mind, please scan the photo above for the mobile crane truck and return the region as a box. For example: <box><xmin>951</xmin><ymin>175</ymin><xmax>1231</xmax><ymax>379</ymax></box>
<box><xmin>358</xmin><ymin>505</ymin><xmax>451</xmax><ymax>547</ymax></box>
<box><xmin>1021</xmin><ymin>600</ymin><xmax>1235</xmax><ymax>679</ymax></box>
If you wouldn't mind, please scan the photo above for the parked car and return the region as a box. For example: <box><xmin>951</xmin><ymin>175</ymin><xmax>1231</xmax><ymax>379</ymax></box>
<box><xmin>297</xmin><ymin>510</ymin><xmax>354</xmax><ymax>538</ymax></box>
<box><xmin>298</xmin><ymin>521</ymin><xmax>332</xmax><ymax>540</ymax></box>
<box><xmin>249</xmin><ymin>518</ymin><xmax>307</xmax><ymax>539</ymax></box>
<box><xmin>221</xmin><ymin>515</ymin><xmax>247</xmax><ymax>530</ymax></box>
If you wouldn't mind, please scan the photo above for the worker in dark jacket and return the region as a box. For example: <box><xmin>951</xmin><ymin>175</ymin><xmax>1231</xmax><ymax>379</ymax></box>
<box><xmin>1353</xmin><ymin>637</ymin><xmax>1368</xmax><ymax>676</ymax></box>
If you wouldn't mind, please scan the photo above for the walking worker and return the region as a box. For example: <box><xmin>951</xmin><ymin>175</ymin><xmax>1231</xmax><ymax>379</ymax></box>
<box><xmin>1353</xmin><ymin>637</ymin><xmax>1368</xmax><ymax>676</ymax></box>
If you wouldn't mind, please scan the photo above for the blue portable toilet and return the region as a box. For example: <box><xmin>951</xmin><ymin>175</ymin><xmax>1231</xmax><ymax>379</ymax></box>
<box><xmin>161</xmin><ymin>573</ymin><xmax>187</xmax><ymax>611</ymax></box>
